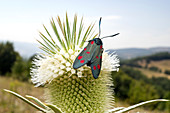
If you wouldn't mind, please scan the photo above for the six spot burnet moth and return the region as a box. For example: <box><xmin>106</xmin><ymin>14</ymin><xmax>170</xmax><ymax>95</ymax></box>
<box><xmin>73</xmin><ymin>17</ymin><xmax>119</xmax><ymax>79</ymax></box>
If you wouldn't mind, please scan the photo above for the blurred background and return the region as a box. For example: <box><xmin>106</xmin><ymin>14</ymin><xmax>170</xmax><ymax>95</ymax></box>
<box><xmin>0</xmin><ymin>0</ymin><xmax>169</xmax><ymax>113</ymax></box>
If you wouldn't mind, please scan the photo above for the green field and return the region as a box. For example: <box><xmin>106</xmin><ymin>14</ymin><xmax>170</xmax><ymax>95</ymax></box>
<box><xmin>0</xmin><ymin>76</ymin><xmax>168</xmax><ymax>113</ymax></box>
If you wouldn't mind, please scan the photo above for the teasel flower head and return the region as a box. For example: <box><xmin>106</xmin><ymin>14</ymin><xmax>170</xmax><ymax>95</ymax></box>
<box><xmin>31</xmin><ymin>13</ymin><xmax>119</xmax><ymax>113</ymax></box>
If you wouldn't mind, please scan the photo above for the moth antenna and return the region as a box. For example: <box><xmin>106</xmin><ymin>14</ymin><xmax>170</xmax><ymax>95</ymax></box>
<box><xmin>98</xmin><ymin>17</ymin><xmax>102</xmax><ymax>38</ymax></box>
<box><xmin>101</xmin><ymin>33</ymin><xmax>119</xmax><ymax>39</ymax></box>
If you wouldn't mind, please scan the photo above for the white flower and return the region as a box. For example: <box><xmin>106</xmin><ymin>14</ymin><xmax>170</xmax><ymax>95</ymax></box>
<box><xmin>74</xmin><ymin>51</ymin><xmax>79</xmax><ymax>57</ymax></box>
<box><xmin>66</xmin><ymin>67</ymin><xmax>71</xmax><ymax>71</ymax></box>
<box><xmin>59</xmin><ymin>49</ymin><xmax>65</xmax><ymax>55</ymax></box>
<box><xmin>57</xmin><ymin>54</ymin><xmax>63</xmax><ymax>61</ymax></box>
<box><xmin>54</xmin><ymin>69</ymin><xmax>59</xmax><ymax>73</ymax></box>
<box><xmin>70</xmin><ymin>55</ymin><xmax>76</xmax><ymax>61</ymax></box>
<box><xmin>61</xmin><ymin>59</ymin><xmax>66</xmax><ymax>64</ymax></box>
<box><xmin>75</xmin><ymin>45</ymin><xmax>81</xmax><ymax>51</ymax></box>
<box><xmin>66</xmin><ymin>62</ymin><xmax>71</xmax><ymax>67</ymax></box>
<box><xmin>78</xmin><ymin>67</ymin><xmax>84</xmax><ymax>72</ymax></box>
<box><xmin>31</xmin><ymin>48</ymin><xmax>119</xmax><ymax>87</ymax></box>
<box><xmin>68</xmin><ymin>49</ymin><xmax>74</xmax><ymax>54</ymax></box>
<box><xmin>53</xmin><ymin>73</ymin><xmax>58</xmax><ymax>78</ymax></box>
<box><xmin>102</xmin><ymin>51</ymin><xmax>119</xmax><ymax>71</ymax></box>
<box><xmin>58</xmin><ymin>70</ymin><xmax>64</xmax><ymax>75</ymax></box>
<box><xmin>77</xmin><ymin>71</ymin><xmax>82</xmax><ymax>77</ymax></box>
<box><xmin>65</xmin><ymin>53</ymin><xmax>69</xmax><ymax>58</ymax></box>
<box><xmin>71</xmin><ymin>69</ymin><xmax>76</xmax><ymax>74</ymax></box>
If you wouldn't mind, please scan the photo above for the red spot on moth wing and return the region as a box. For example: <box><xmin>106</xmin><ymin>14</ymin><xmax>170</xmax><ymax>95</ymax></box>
<box><xmin>93</xmin><ymin>66</ymin><xmax>96</xmax><ymax>70</ymax></box>
<box><xmin>96</xmin><ymin>56</ymin><xmax>99</xmax><ymax>59</ymax></box>
<box><xmin>100</xmin><ymin>45</ymin><xmax>102</xmax><ymax>49</ymax></box>
<box><xmin>84</xmin><ymin>48</ymin><xmax>87</xmax><ymax>51</ymax></box>
<box><xmin>100</xmin><ymin>56</ymin><xmax>102</xmax><ymax>59</ymax></box>
<box><xmin>78</xmin><ymin>56</ymin><xmax>83</xmax><ymax>60</ymax></box>
<box><xmin>91</xmin><ymin>41</ymin><xmax>94</xmax><ymax>44</ymax></box>
<box><xmin>97</xmin><ymin>64</ymin><xmax>100</xmax><ymax>69</ymax></box>
<box><xmin>86</xmin><ymin>52</ymin><xmax>90</xmax><ymax>54</ymax></box>
<box><xmin>80</xmin><ymin>60</ymin><xmax>85</xmax><ymax>63</ymax></box>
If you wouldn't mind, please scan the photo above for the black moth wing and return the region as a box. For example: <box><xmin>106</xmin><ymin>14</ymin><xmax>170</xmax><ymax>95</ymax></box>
<box><xmin>73</xmin><ymin>40</ymin><xmax>97</xmax><ymax>69</ymax></box>
<box><xmin>90</xmin><ymin>44</ymin><xmax>103</xmax><ymax>79</ymax></box>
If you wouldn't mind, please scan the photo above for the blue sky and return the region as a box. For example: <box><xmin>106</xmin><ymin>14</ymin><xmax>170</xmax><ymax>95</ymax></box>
<box><xmin>0</xmin><ymin>0</ymin><xmax>170</xmax><ymax>49</ymax></box>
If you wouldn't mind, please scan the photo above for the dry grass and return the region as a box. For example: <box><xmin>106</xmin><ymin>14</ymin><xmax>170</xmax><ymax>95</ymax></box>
<box><xmin>149</xmin><ymin>60</ymin><xmax>170</xmax><ymax>72</ymax></box>
<box><xmin>135</xmin><ymin>67</ymin><xmax>170</xmax><ymax>79</ymax></box>
<box><xmin>136</xmin><ymin>60</ymin><xmax>170</xmax><ymax>79</ymax></box>
<box><xmin>0</xmin><ymin>76</ymin><xmax>168</xmax><ymax>113</ymax></box>
<box><xmin>0</xmin><ymin>76</ymin><xmax>44</xmax><ymax>113</ymax></box>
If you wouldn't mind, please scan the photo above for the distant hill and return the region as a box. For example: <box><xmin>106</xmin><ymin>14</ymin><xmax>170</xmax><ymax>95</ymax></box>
<box><xmin>11</xmin><ymin>43</ymin><xmax>170</xmax><ymax>59</ymax></box>
<box><xmin>120</xmin><ymin>52</ymin><xmax>170</xmax><ymax>79</ymax></box>
<box><xmin>1</xmin><ymin>40</ymin><xmax>170</xmax><ymax>59</ymax></box>
<box><xmin>108</xmin><ymin>47</ymin><xmax>170</xmax><ymax>59</ymax></box>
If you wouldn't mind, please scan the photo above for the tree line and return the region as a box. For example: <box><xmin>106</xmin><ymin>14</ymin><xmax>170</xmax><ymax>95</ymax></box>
<box><xmin>112</xmin><ymin>67</ymin><xmax>170</xmax><ymax>112</ymax></box>
<box><xmin>121</xmin><ymin>52</ymin><xmax>170</xmax><ymax>67</ymax></box>
<box><xmin>0</xmin><ymin>41</ymin><xmax>33</xmax><ymax>81</ymax></box>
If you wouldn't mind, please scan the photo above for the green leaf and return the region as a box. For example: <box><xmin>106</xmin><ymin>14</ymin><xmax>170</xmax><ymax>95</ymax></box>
<box><xmin>115</xmin><ymin>99</ymin><xmax>169</xmax><ymax>113</ymax></box>
<box><xmin>41</xmin><ymin>26</ymin><xmax>61</xmax><ymax>52</ymax></box>
<box><xmin>40</xmin><ymin>47</ymin><xmax>53</xmax><ymax>55</ymax></box>
<box><xmin>51</xmin><ymin>18</ymin><xmax>66</xmax><ymax>52</ymax></box>
<box><xmin>45</xmin><ymin>103</ymin><xmax>63</xmax><ymax>113</ymax></box>
<box><xmin>38</xmin><ymin>13</ymin><xmax>97</xmax><ymax>54</ymax></box>
<box><xmin>3</xmin><ymin>89</ymin><xmax>47</xmax><ymax>113</ymax></box>
<box><xmin>91</xmin><ymin>33</ymin><xmax>98</xmax><ymax>40</ymax></box>
<box><xmin>80</xmin><ymin>23</ymin><xmax>95</xmax><ymax>48</ymax></box>
<box><xmin>108</xmin><ymin>107</ymin><xmax>125</xmax><ymax>112</ymax></box>
<box><xmin>77</xmin><ymin>17</ymin><xmax>83</xmax><ymax>45</ymax></box>
<box><xmin>85</xmin><ymin>23</ymin><xmax>95</xmax><ymax>40</ymax></box>
<box><xmin>66</xmin><ymin>12</ymin><xmax>71</xmax><ymax>49</ymax></box>
<box><xmin>43</xmin><ymin>25</ymin><xmax>55</xmax><ymax>45</ymax></box>
<box><xmin>72</xmin><ymin>14</ymin><xmax>77</xmax><ymax>50</ymax></box>
<box><xmin>26</xmin><ymin>95</ymin><xmax>49</xmax><ymax>110</ymax></box>
<box><xmin>43</xmin><ymin>25</ymin><xmax>61</xmax><ymax>52</ymax></box>
<box><xmin>37</xmin><ymin>39</ymin><xmax>55</xmax><ymax>54</ymax></box>
<box><xmin>57</xmin><ymin>16</ymin><xmax>69</xmax><ymax>50</ymax></box>
<box><xmin>39</xmin><ymin>32</ymin><xmax>56</xmax><ymax>52</ymax></box>
<box><xmin>62</xmin><ymin>22</ymin><xmax>68</xmax><ymax>48</ymax></box>
<box><xmin>61</xmin><ymin>54</ymin><xmax>72</xmax><ymax>64</ymax></box>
